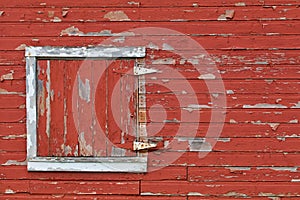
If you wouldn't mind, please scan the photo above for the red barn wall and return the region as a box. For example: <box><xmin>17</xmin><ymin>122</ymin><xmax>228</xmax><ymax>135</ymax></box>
<box><xmin>1</xmin><ymin>0</ymin><xmax>300</xmax><ymax>199</ymax></box>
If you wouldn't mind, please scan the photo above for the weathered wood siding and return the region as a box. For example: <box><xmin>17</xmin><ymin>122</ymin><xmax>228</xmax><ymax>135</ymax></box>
<box><xmin>1</xmin><ymin>0</ymin><xmax>300</xmax><ymax>199</ymax></box>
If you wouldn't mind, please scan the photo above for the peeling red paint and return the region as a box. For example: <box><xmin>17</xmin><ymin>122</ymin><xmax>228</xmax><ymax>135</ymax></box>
<box><xmin>1</xmin><ymin>0</ymin><xmax>300</xmax><ymax>198</ymax></box>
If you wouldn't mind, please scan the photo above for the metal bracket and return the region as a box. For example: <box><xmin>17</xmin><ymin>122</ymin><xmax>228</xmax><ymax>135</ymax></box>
<box><xmin>133</xmin><ymin>141</ymin><xmax>157</xmax><ymax>151</ymax></box>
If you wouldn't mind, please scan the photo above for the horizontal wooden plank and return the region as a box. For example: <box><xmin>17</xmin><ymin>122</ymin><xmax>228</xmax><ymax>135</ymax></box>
<box><xmin>0</xmin><ymin>0</ymin><xmax>299</xmax><ymax>8</ymax></box>
<box><xmin>145</xmin><ymin>93</ymin><xmax>300</xmax><ymax>109</ymax></box>
<box><xmin>0</xmin><ymin>110</ymin><xmax>25</xmax><ymax>123</ymax></box>
<box><xmin>0</xmin><ymin>180</ymin><xmax>29</xmax><ymax>194</ymax></box>
<box><xmin>171</xmin><ymin>152</ymin><xmax>300</xmax><ymax>166</ymax></box>
<box><xmin>0</xmin><ymin>80</ymin><xmax>25</xmax><ymax>94</ymax></box>
<box><xmin>3</xmin><ymin>79</ymin><xmax>300</xmax><ymax>97</ymax></box>
<box><xmin>2</xmin><ymin>137</ymin><xmax>300</xmax><ymax>153</ymax></box>
<box><xmin>30</xmin><ymin>180</ymin><xmax>140</xmax><ymax>195</ymax></box>
<box><xmin>146</xmin><ymin>49</ymin><xmax>300</xmax><ymax>66</ymax></box>
<box><xmin>0</xmin><ymin>139</ymin><xmax>26</xmax><ymax>152</ymax></box>
<box><xmin>0</xmin><ymin>166</ymin><xmax>186</xmax><ymax>181</ymax></box>
<box><xmin>0</xmin><ymin>7</ymin><xmax>299</xmax><ymax>22</ymax></box>
<box><xmin>145</xmin><ymin>79</ymin><xmax>300</xmax><ymax>94</ymax></box>
<box><xmin>144</xmin><ymin>65</ymin><xmax>300</xmax><ymax>80</ymax></box>
<box><xmin>0</xmin><ymin>180</ymin><xmax>140</xmax><ymax>195</ymax></box>
<box><xmin>0</xmin><ymin>194</ymin><xmax>185</xmax><ymax>200</ymax></box>
<box><xmin>0</xmin><ymin>123</ymin><xmax>25</xmax><ymax>137</ymax></box>
<box><xmin>1</xmin><ymin>50</ymin><xmax>300</xmax><ymax>66</ymax></box>
<box><xmin>1</xmin><ymin>107</ymin><xmax>299</xmax><ymax>123</ymax></box>
<box><xmin>2</xmin><ymin>151</ymin><xmax>300</xmax><ymax>167</ymax></box>
<box><xmin>148</xmin><ymin>123</ymin><xmax>300</xmax><ymax>138</ymax></box>
<box><xmin>188</xmin><ymin>198</ymin><xmax>289</xmax><ymax>200</ymax></box>
<box><xmin>188</xmin><ymin>166</ymin><xmax>300</xmax><ymax>182</ymax></box>
<box><xmin>2</xmin><ymin>21</ymin><xmax>300</xmax><ymax>37</ymax></box>
<box><xmin>0</xmin><ymin>95</ymin><xmax>25</xmax><ymax>109</ymax></box>
<box><xmin>0</xmin><ymin>66</ymin><xmax>25</xmax><ymax>81</ymax></box>
<box><xmin>0</xmin><ymin>35</ymin><xmax>300</xmax><ymax>51</ymax></box>
<box><xmin>146</xmin><ymin>109</ymin><xmax>300</xmax><ymax>123</ymax></box>
<box><xmin>141</xmin><ymin>181</ymin><xmax>300</xmax><ymax>196</ymax></box>
<box><xmin>155</xmin><ymin>137</ymin><xmax>300</xmax><ymax>153</ymax></box>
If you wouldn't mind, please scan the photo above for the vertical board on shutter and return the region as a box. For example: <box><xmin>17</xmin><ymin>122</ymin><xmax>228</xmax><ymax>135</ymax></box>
<box><xmin>63</xmin><ymin>60</ymin><xmax>80</xmax><ymax>156</ymax></box>
<box><xmin>107</xmin><ymin>59</ymin><xmax>137</xmax><ymax>156</ymax></box>
<box><xmin>37</xmin><ymin>60</ymin><xmax>50</xmax><ymax>156</ymax></box>
<box><xmin>49</xmin><ymin>60</ymin><xmax>65</xmax><ymax>156</ymax></box>
<box><xmin>94</xmin><ymin>60</ymin><xmax>108</xmax><ymax>157</ymax></box>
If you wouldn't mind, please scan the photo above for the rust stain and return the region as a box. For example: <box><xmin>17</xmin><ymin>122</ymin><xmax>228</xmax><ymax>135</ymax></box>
<box><xmin>104</xmin><ymin>11</ymin><xmax>131</xmax><ymax>21</ymax></box>
<box><xmin>139</xmin><ymin>109</ymin><xmax>146</xmax><ymax>123</ymax></box>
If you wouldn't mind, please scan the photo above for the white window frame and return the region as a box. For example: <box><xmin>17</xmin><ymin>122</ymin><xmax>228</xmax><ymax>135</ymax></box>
<box><xmin>26</xmin><ymin>46</ymin><xmax>147</xmax><ymax>172</ymax></box>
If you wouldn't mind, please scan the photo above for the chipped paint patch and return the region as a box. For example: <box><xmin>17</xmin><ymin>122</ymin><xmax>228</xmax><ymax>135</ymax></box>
<box><xmin>183</xmin><ymin>104</ymin><xmax>211</xmax><ymax>112</ymax></box>
<box><xmin>0</xmin><ymin>70</ymin><xmax>14</xmax><ymax>81</ymax></box>
<box><xmin>218</xmin><ymin>10</ymin><xmax>235</xmax><ymax>20</ymax></box>
<box><xmin>60</xmin><ymin>26</ymin><xmax>83</xmax><ymax>36</ymax></box>
<box><xmin>64</xmin><ymin>145</ymin><xmax>72</xmax><ymax>155</ymax></box>
<box><xmin>229</xmin><ymin>119</ymin><xmax>238</xmax><ymax>124</ymax></box>
<box><xmin>217</xmin><ymin>138</ymin><xmax>231</xmax><ymax>142</ymax></box>
<box><xmin>235</xmin><ymin>2</ymin><xmax>246</xmax><ymax>6</ymax></box>
<box><xmin>258</xmin><ymin>192</ymin><xmax>277</xmax><ymax>197</ymax></box>
<box><xmin>2</xmin><ymin>160</ymin><xmax>27</xmax><ymax>166</ymax></box>
<box><xmin>2</xmin><ymin>134</ymin><xmax>26</xmax><ymax>139</ymax></box>
<box><xmin>289</xmin><ymin>119</ymin><xmax>298</xmax><ymax>124</ymax></box>
<box><xmin>78</xmin><ymin>132</ymin><xmax>93</xmax><ymax>155</ymax></box>
<box><xmin>224</xmin><ymin>192</ymin><xmax>248</xmax><ymax>197</ymax></box>
<box><xmin>152</xmin><ymin>58</ymin><xmax>175</xmax><ymax>65</ymax></box>
<box><xmin>257</xmin><ymin>167</ymin><xmax>298</xmax><ymax>172</ymax></box>
<box><xmin>104</xmin><ymin>11</ymin><xmax>130</xmax><ymax>21</ymax></box>
<box><xmin>147</xmin><ymin>42</ymin><xmax>159</xmax><ymax>50</ymax></box>
<box><xmin>226</xmin><ymin>90</ymin><xmax>234</xmax><ymax>94</ymax></box>
<box><xmin>78</xmin><ymin>75</ymin><xmax>91</xmax><ymax>103</ymax></box>
<box><xmin>291</xmin><ymin>179</ymin><xmax>300</xmax><ymax>182</ymax></box>
<box><xmin>243</xmin><ymin>103</ymin><xmax>287</xmax><ymax>109</ymax></box>
<box><xmin>163</xmin><ymin>118</ymin><xmax>180</xmax><ymax>123</ymax></box>
<box><xmin>128</xmin><ymin>1</ymin><xmax>140</xmax><ymax>6</ymax></box>
<box><xmin>52</xmin><ymin>16</ymin><xmax>62</xmax><ymax>22</ymax></box>
<box><xmin>251</xmin><ymin>121</ymin><xmax>280</xmax><ymax>131</ymax></box>
<box><xmin>60</xmin><ymin>26</ymin><xmax>135</xmax><ymax>37</ymax></box>
<box><xmin>291</xmin><ymin>101</ymin><xmax>300</xmax><ymax>108</ymax></box>
<box><xmin>198</xmin><ymin>73</ymin><xmax>216</xmax><ymax>80</ymax></box>
<box><xmin>188</xmin><ymin>139</ymin><xmax>212</xmax><ymax>152</ymax></box>
<box><xmin>162</xmin><ymin>43</ymin><xmax>174</xmax><ymax>51</ymax></box>
<box><xmin>188</xmin><ymin>192</ymin><xmax>204</xmax><ymax>196</ymax></box>
<box><xmin>226</xmin><ymin>167</ymin><xmax>251</xmax><ymax>171</ymax></box>
<box><xmin>5</xmin><ymin>189</ymin><xmax>15</xmax><ymax>194</ymax></box>
<box><xmin>15</xmin><ymin>44</ymin><xmax>27</xmax><ymax>50</ymax></box>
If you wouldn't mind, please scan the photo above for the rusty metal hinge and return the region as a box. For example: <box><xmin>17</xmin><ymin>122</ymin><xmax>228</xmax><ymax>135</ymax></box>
<box><xmin>133</xmin><ymin>141</ymin><xmax>157</xmax><ymax>151</ymax></box>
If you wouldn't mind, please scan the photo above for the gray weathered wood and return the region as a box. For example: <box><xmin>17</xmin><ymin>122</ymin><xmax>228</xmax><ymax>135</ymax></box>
<box><xmin>25</xmin><ymin>46</ymin><xmax>146</xmax><ymax>58</ymax></box>
<box><xmin>26</xmin><ymin>56</ymin><xmax>37</xmax><ymax>159</ymax></box>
